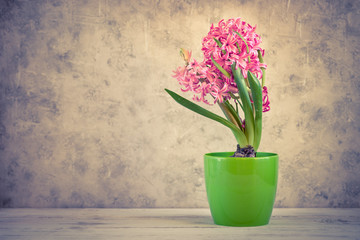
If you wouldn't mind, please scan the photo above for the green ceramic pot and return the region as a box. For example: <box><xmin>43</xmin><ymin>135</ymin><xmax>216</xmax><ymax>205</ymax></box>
<box><xmin>204</xmin><ymin>152</ymin><xmax>278</xmax><ymax>227</ymax></box>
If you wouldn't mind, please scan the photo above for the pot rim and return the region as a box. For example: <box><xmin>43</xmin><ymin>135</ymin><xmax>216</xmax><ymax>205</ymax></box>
<box><xmin>204</xmin><ymin>152</ymin><xmax>278</xmax><ymax>161</ymax></box>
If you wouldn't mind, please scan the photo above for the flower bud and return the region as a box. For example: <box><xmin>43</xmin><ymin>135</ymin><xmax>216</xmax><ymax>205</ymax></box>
<box><xmin>180</xmin><ymin>48</ymin><xmax>192</xmax><ymax>65</ymax></box>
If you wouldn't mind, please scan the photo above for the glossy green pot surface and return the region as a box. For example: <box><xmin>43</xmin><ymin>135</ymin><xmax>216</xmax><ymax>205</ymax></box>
<box><xmin>204</xmin><ymin>152</ymin><xmax>278</xmax><ymax>227</ymax></box>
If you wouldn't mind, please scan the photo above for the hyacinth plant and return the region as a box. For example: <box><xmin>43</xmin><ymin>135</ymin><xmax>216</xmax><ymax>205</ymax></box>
<box><xmin>165</xmin><ymin>18</ymin><xmax>270</xmax><ymax>157</ymax></box>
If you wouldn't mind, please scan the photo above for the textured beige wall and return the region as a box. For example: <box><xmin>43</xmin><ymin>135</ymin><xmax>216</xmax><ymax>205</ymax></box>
<box><xmin>0</xmin><ymin>0</ymin><xmax>359</xmax><ymax>208</ymax></box>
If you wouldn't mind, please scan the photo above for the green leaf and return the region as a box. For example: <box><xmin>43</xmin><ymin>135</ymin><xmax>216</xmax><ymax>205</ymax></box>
<box><xmin>213</xmin><ymin>38</ymin><xmax>226</xmax><ymax>55</ymax></box>
<box><xmin>234</xmin><ymin>31</ymin><xmax>251</xmax><ymax>63</ymax></box>
<box><xmin>236</xmin><ymin>42</ymin><xmax>242</xmax><ymax>56</ymax></box>
<box><xmin>234</xmin><ymin>31</ymin><xmax>249</xmax><ymax>54</ymax></box>
<box><xmin>230</xmin><ymin>92</ymin><xmax>244</xmax><ymax>112</ymax></box>
<box><xmin>232</xmin><ymin>64</ymin><xmax>255</xmax><ymax>146</ymax></box>
<box><xmin>165</xmin><ymin>88</ymin><xmax>248</xmax><ymax>147</ymax></box>
<box><xmin>218</xmin><ymin>101</ymin><xmax>244</xmax><ymax>132</ymax></box>
<box><xmin>247</xmin><ymin>71</ymin><xmax>263</xmax><ymax>151</ymax></box>
<box><xmin>211</xmin><ymin>55</ymin><xmax>231</xmax><ymax>78</ymax></box>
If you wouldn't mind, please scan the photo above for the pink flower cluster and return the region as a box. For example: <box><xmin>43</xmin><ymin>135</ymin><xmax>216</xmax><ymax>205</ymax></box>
<box><xmin>262</xmin><ymin>86</ymin><xmax>270</xmax><ymax>112</ymax></box>
<box><xmin>172</xmin><ymin>18</ymin><xmax>270</xmax><ymax>112</ymax></box>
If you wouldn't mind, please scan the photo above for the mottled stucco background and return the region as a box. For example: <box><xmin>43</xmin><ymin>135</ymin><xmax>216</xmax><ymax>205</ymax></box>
<box><xmin>0</xmin><ymin>0</ymin><xmax>359</xmax><ymax>208</ymax></box>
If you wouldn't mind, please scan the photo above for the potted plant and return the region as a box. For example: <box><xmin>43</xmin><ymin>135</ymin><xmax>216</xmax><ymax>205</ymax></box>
<box><xmin>165</xmin><ymin>18</ymin><xmax>278</xmax><ymax>227</ymax></box>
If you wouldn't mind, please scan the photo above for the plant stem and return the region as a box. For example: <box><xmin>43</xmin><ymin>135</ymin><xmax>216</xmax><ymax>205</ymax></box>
<box><xmin>257</xmin><ymin>50</ymin><xmax>266</xmax><ymax>87</ymax></box>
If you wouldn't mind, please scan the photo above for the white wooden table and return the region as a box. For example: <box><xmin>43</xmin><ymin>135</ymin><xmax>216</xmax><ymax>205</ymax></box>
<box><xmin>0</xmin><ymin>208</ymin><xmax>359</xmax><ymax>240</ymax></box>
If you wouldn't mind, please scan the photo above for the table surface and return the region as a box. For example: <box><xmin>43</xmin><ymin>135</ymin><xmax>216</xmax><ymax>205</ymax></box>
<box><xmin>0</xmin><ymin>208</ymin><xmax>359</xmax><ymax>240</ymax></box>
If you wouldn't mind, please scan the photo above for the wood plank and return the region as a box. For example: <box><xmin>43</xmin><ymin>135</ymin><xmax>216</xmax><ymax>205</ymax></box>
<box><xmin>0</xmin><ymin>208</ymin><xmax>359</xmax><ymax>240</ymax></box>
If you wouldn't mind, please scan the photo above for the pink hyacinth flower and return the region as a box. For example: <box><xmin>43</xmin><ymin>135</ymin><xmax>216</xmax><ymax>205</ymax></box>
<box><xmin>262</xmin><ymin>86</ymin><xmax>270</xmax><ymax>112</ymax></box>
<box><xmin>172</xmin><ymin>17</ymin><xmax>269</xmax><ymax>110</ymax></box>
